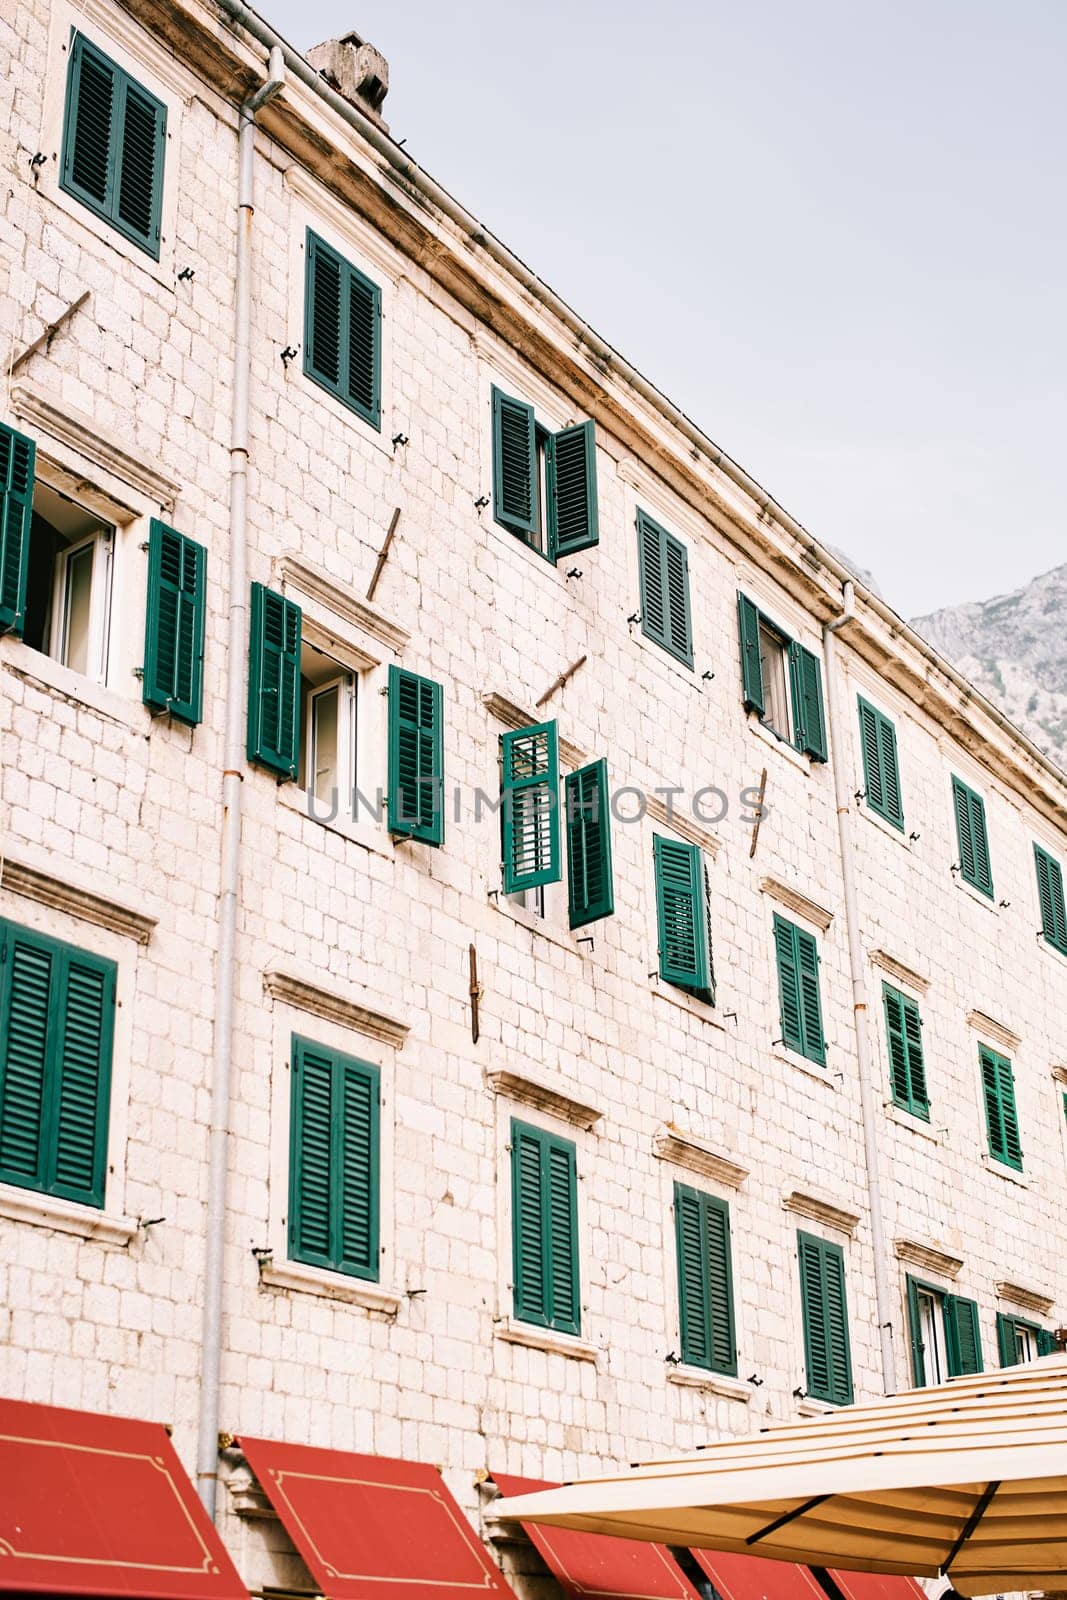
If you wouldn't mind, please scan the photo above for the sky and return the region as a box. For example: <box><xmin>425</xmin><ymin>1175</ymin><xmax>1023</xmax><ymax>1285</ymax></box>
<box><xmin>265</xmin><ymin>0</ymin><xmax>1065</xmax><ymax>617</ymax></box>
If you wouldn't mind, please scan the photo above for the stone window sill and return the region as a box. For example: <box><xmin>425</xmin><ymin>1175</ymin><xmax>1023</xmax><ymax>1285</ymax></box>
<box><xmin>796</xmin><ymin>1395</ymin><xmax>837</xmax><ymax>1417</ymax></box>
<box><xmin>953</xmin><ymin>875</ymin><xmax>999</xmax><ymax>913</ymax></box>
<box><xmin>884</xmin><ymin>1101</ymin><xmax>940</xmax><ymax>1144</ymax></box>
<box><xmin>490</xmin><ymin>894</ymin><xmax>583</xmax><ymax>955</ymax></box>
<box><xmin>772</xmin><ymin>1045</ymin><xmax>837</xmax><ymax>1088</ymax></box>
<box><xmin>494</xmin><ymin>1318</ymin><xmax>600</xmax><ymax>1364</ymax></box>
<box><xmin>1</xmin><ymin>639</ymin><xmax>144</xmax><ymax>730</ymax></box>
<box><xmin>258</xmin><ymin>1256</ymin><xmax>403</xmax><ymax>1312</ymax></box>
<box><xmin>860</xmin><ymin>801</ymin><xmax>911</xmax><ymax>847</ymax></box>
<box><xmin>747</xmin><ymin>713</ymin><xmax>811</xmax><ymax>774</ymax></box>
<box><xmin>666</xmin><ymin>1366</ymin><xmax>752</xmax><ymax>1402</ymax></box>
<box><xmin>0</xmin><ymin>1183</ymin><xmax>140</xmax><ymax>1246</ymax></box>
<box><xmin>650</xmin><ymin>977</ymin><xmax>724</xmax><ymax>1029</ymax></box>
<box><xmin>278</xmin><ymin>786</ymin><xmax>394</xmax><ymax>860</ymax></box>
<box><xmin>981</xmin><ymin>1153</ymin><xmax>1028</xmax><ymax>1189</ymax></box>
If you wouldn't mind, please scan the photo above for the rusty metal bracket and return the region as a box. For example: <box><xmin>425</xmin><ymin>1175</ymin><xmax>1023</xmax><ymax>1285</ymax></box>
<box><xmin>366</xmin><ymin>506</ymin><xmax>401</xmax><ymax>601</ymax></box>
<box><xmin>749</xmin><ymin>768</ymin><xmax>768</xmax><ymax>859</ymax></box>
<box><xmin>468</xmin><ymin>943</ymin><xmax>483</xmax><ymax>1043</ymax></box>
<box><xmin>11</xmin><ymin>290</ymin><xmax>91</xmax><ymax>374</ymax></box>
<box><xmin>535</xmin><ymin>654</ymin><xmax>587</xmax><ymax>708</ymax></box>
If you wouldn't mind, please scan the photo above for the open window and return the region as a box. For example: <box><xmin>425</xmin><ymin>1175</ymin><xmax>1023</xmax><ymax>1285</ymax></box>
<box><xmin>906</xmin><ymin>1276</ymin><xmax>983</xmax><ymax>1383</ymax></box>
<box><xmin>737</xmin><ymin>592</ymin><xmax>827</xmax><ymax>760</ymax></box>
<box><xmin>490</xmin><ymin>386</ymin><xmax>598</xmax><ymax>564</ymax></box>
<box><xmin>301</xmin><ymin>646</ymin><xmax>358</xmax><ymax>819</ymax></box>
<box><xmin>24</xmin><ymin>480</ymin><xmax>113</xmax><ymax>683</ymax></box>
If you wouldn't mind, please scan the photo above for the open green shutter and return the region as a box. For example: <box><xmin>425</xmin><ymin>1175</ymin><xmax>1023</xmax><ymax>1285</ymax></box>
<box><xmin>387</xmin><ymin>665</ymin><xmax>444</xmax><ymax>845</ymax></box>
<box><xmin>638</xmin><ymin>512</ymin><xmax>692</xmax><ymax>667</ymax></box>
<box><xmin>823</xmin><ymin>1242</ymin><xmax>853</xmax><ymax>1402</ymax></box>
<box><xmin>953</xmin><ymin>777</ymin><xmax>993</xmax><ymax>897</ymax></box>
<box><xmin>795</xmin><ymin>926</ymin><xmax>825</xmax><ymax>1063</ymax></box>
<box><xmin>547</xmin><ymin>420</ymin><xmax>598</xmax><ymax>556</ymax></box>
<box><xmin>62</xmin><ymin>35</ymin><xmax>165</xmax><ymax>259</ymax></box>
<box><xmin>737</xmin><ymin>592</ymin><xmax>764</xmax><ymax>715</ymax></box>
<box><xmin>0</xmin><ymin>423</ymin><xmax>35</xmax><ymax>636</ymax></box>
<box><xmin>906</xmin><ymin>1277</ymin><xmax>925</xmax><ymax>1384</ymax></box>
<box><xmin>143</xmin><ymin>520</ymin><xmax>206</xmax><ymax>725</ymax></box>
<box><xmin>492</xmin><ymin>387</ymin><xmax>537</xmax><ymax>535</ymax></box>
<box><xmin>290</xmin><ymin>1038</ymin><xmax>334</xmax><ymax>1268</ymax></box>
<box><xmin>637</xmin><ymin>512</ymin><xmax>665</xmax><ymax>646</ymax></box>
<box><xmin>1036</xmin><ymin>1328</ymin><xmax>1057</xmax><ymax>1356</ymax></box>
<box><xmin>996</xmin><ymin>1312</ymin><xmax>1019</xmax><ymax>1368</ymax></box>
<box><xmin>337</xmin><ymin>1056</ymin><xmax>380</xmax><ymax>1278</ymax></box>
<box><xmin>565</xmin><ymin>760</ymin><xmax>613</xmax><ymax>928</ymax></box>
<box><xmin>789</xmin><ymin>642</ymin><xmax>827</xmax><ymax>761</ymax></box>
<box><xmin>654</xmin><ymin>836</ymin><xmax>711</xmax><ymax>1000</ymax></box>
<box><xmin>305</xmin><ymin>231</ymin><xmax>343</xmax><ymax>392</ymax></box>
<box><xmin>247</xmin><ymin>583</ymin><xmax>301</xmax><ymax>779</ymax></box>
<box><xmin>545</xmin><ymin>1136</ymin><xmax>580</xmax><ymax>1335</ymax></box>
<box><xmin>946</xmin><ymin>1295</ymin><xmax>983</xmax><ymax>1375</ymax></box>
<box><xmin>1034</xmin><ymin>844</ymin><xmax>1067</xmax><ymax>954</ymax></box>
<box><xmin>501</xmin><ymin>722</ymin><xmax>560</xmax><ymax>893</ymax></box>
<box><xmin>858</xmin><ymin>698</ymin><xmax>884</xmax><ymax>814</ymax></box>
<box><xmin>883</xmin><ymin>985</ymin><xmax>911</xmax><ymax>1107</ymax></box>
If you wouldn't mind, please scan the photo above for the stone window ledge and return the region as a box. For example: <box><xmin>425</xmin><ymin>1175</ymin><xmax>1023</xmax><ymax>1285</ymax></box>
<box><xmin>257</xmin><ymin>1256</ymin><xmax>403</xmax><ymax>1313</ymax></box>
<box><xmin>981</xmin><ymin>1153</ymin><xmax>1029</xmax><ymax>1189</ymax></box>
<box><xmin>0</xmin><ymin>1183</ymin><xmax>140</xmax><ymax>1246</ymax></box>
<box><xmin>490</xmin><ymin>894</ymin><xmax>583</xmax><ymax>956</ymax></box>
<box><xmin>883</xmin><ymin>1102</ymin><xmax>940</xmax><ymax>1144</ymax></box>
<box><xmin>796</xmin><ymin>1395</ymin><xmax>837</xmax><ymax>1417</ymax></box>
<box><xmin>2</xmin><ymin>640</ymin><xmax>144</xmax><ymax>730</ymax></box>
<box><xmin>666</xmin><ymin>1366</ymin><xmax>752</xmax><ymax>1402</ymax></box>
<box><xmin>746</xmin><ymin>713</ymin><xmax>811</xmax><ymax>774</ymax></box>
<box><xmin>772</xmin><ymin>1045</ymin><xmax>837</xmax><ymax>1089</ymax></box>
<box><xmin>953</xmin><ymin>875</ymin><xmax>999</xmax><ymax>914</ymax></box>
<box><xmin>278</xmin><ymin>785</ymin><xmax>394</xmax><ymax>861</ymax></box>
<box><xmin>494</xmin><ymin>1318</ymin><xmax>600</xmax><ymax>1365</ymax></box>
<box><xmin>650</xmin><ymin>978</ymin><xmax>724</xmax><ymax>1030</ymax></box>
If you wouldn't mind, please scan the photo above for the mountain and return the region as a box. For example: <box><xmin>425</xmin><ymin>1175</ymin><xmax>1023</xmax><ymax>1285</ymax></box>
<box><xmin>910</xmin><ymin>564</ymin><xmax>1067</xmax><ymax>775</ymax></box>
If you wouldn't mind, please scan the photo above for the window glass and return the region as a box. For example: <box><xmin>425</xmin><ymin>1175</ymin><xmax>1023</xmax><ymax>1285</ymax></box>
<box><xmin>759</xmin><ymin>622</ymin><xmax>790</xmax><ymax>739</ymax></box>
<box><xmin>23</xmin><ymin>481</ymin><xmax>111</xmax><ymax>681</ymax></box>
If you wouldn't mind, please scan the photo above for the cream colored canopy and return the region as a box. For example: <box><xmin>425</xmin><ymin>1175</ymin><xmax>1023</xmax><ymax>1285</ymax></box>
<box><xmin>491</xmin><ymin>1356</ymin><xmax>1067</xmax><ymax>1598</ymax></box>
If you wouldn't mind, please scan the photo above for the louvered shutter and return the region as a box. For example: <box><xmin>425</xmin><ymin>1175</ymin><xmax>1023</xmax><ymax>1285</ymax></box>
<box><xmin>905</xmin><ymin>1276</ymin><xmax>926</xmax><ymax>1383</ymax></box>
<box><xmin>511</xmin><ymin>1121</ymin><xmax>547</xmax><ymax>1326</ymax></box>
<box><xmin>799</xmin><ymin>1232</ymin><xmax>852</xmax><ymax>1405</ymax></box>
<box><xmin>63</xmin><ymin>35</ymin><xmax>115</xmax><ymax>211</ymax></box>
<box><xmin>338</xmin><ymin>1056</ymin><xmax>380</xmax><ymax>1277</ymax></box>
<box><xmin>51</xmin><ymin>950</ymin><xmax>114</xmax><ymax>1206</ymax></box>
<box><xmin>824</xmin><ymin>1243</ymin><xmax>853</xmax><ymax>1402</ymax></box>
<box><xmin>774</xmin><ymin>915</ymin><xmax>804</xmax><ymax>1054</ymax></box>
<box><xmin>0</xmin><ymin>930</ymin><xmax>52</xmax><ymax>1190</ymax></box>
<box><xmin>62</xmin><ymin>36</ymin><xmax>165</xmax><ymax>259</ymax></box>
<box><xmin>953</xmin><ymin>777</ymin><xmax>993</xmax><ymax>897</ymax></box>
<box><xmin>1034</xmin><ymin>844</ymin><xmax>1067</xmax><ymax>954</ymax></box>
<box><xmin>304</xmin><ymin>231</ymin><xmax>382</xmax><ymax>427</ymax></box>
<box><xmin>789</xmin><ymin>642</ymin><xmax>827</xmax><ymax>762</ymax></box>
<box><xmin>996</xmin><ymin>1312</ymin><xmax>1019</xmax><ymax>1368</ymax></box>
<box><xmin>345</xmin><ymin>264</ymin><xmax>381</xmax><ymax>427</ymax></box>
<box><xmin>0</xmin><ymin>423</ymin><xmax>35</xmax><ymax>636</ymax></box>
<box><xmin>901</xmin><ymin>993</ymin><xmax>927</xmax><ymax>1115</ymax></box>
<box><xmin>1036</xmin><ymin>1328</ymin><xmax>1058</xmax><ymax>1356</ymax></box>
<box><xmin>877</xmin><ymin>711</ymin><xmax>903</xmax><ymax>826</ymax></box>
<box><xmin>491</xmin><ymin>387</ymin><xmax>537</xmax><ymax>536</ymax></box>
<box><xmin>387</xmin><ymin>665</ymin><xmax>444</xmax><ymax>845</ymax></box>
<box><xmin>114</xmin><ymin>75</ymin><xmax>165</xmax><ymax>255</ymax></box>
<box><xmin>675</xmin><ymin>1185</ymin><xmax>711</xmax><ymax>1368</ymax></box>
<box><xmin>546</xmin><ymin>1137</ymin><xmax>579</xmax><ymax>1335</ymax></box>
<box><xmin>142</xmin><ymin>520</ymin><xmax>205</xmax><ymax>725</ymax></box>
<box><xmin>247</xmin><ymin>583</ymin><xmax>301</xmax><ymax>779</ymax></box>
<box><xmin>859</xmin><ymin>699</ymin><xmax>884</xmax><ymax>814</ymax></box>
<box><xmin>565</xmin><ymin>759</ymin><xmax>613</xmax><ymax>927</ymax></box>
<box><xmin>289</xmin><ymin>1038</ymin><xmax>380</xmax><ymax>1281</ymax></box>
<box><xmin>501</xmin><ymin>722</ymin><xmax>561</xmax><ymax>893</ymax></box>
<box><xmin>663</xmin><ymin>532</ymin><xmax>693</xmax><ymax>665</ymax></box>
<box><xmin>637</xmin><ymin>511</ymin><xmax>693</xmax><ymax>667</ymax></box>
<box><xmin>945</xmin><ymin>1295</ymin><xmax>983</xmax><ymax>1375</ymax></box>
<box><xmin>306</xmin><ymin>232</ymin><xmax>343</xmax><ymax>392</ymax></box>
<box><xmin>654</xmin><ymin>836</ymin><xmax>711</xmax><ymax>1000</ymax></box>
<box><xmin>981</xmin><ymin>1045</ymin><xmax>1022</xmax><ymax>1170</ymax></box>
<box><xmin>795</xmin><ymin>926</ymin><xmax>825</xmax><ymax>1063</ymax></box>
<box><xmin>637</xmin><ymin>512</ymin><xmax>665</xmax><ymax>647</ymax></box>
<box><xmin>547</xmin><ymin>420</ymin><xmax>598</xmax><ymax>556</ymax></box>
<box><xmin>883</xmin><ymin>985</ymin><xmax>911</xmax><ymax>1107</ymax></box>
<box><xmin>737</xmin><ymin>592</ymin><xmax>764</xmax><ymax>715</ymax></box>
<box><xmin>290</xmin><ymin>1039</ymin><xmax>334</xmax><ymax>1268</ymax></box>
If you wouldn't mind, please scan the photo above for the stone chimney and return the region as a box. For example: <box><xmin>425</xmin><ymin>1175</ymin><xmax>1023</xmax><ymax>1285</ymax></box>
<box><xmin>306</xmin><ymin>31</ymin><xmax>389</xmax><ymax>130</ymax></box>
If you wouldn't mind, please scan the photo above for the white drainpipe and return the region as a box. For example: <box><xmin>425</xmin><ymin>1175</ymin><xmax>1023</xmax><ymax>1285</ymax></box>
<box><xmin>195</xmin><ymin>43</ymin><xmax>285</xmax><ymax>1518</ymax></box>
<box><xmin>823</xmin><ymin>580</ymin><xmax>897</xmax><ymax>1395</ymax></box>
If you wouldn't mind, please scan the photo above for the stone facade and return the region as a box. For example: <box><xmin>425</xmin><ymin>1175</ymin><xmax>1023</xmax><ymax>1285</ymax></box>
<box><xmin>0</xmin><ymin>0</ymin><xmax>1064</xmax><ymax>1592</ymax></box>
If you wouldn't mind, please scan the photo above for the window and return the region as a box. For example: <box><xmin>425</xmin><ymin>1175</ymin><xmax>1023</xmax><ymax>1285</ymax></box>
<box><xmin>510</xmin><ymin>1119</ymin><xmax>579</xmax><ymax>1335</ymax></box>
<box><xmin>773</xmin><ymin>915</ymin><xmax>825</xmax><ymax>1064</ymax></box>
<box><xmin>882</xmin><ymin>983</ymin><xmax>928</xmax><ymax>1119</ymax></box>
<box><xmin>302</xmin><ymin>656</ymin><xmax>356</xmax><ymax>816</ymax></box>
<box><xmin>951</xmin><ymin>776</ymin><xmax>993</xmax><ymax>898</ymax></box>
<box><xmin>674</xmin><ymin>1182</ymin><xmax>736</xmax><ymax>1374</ymax></box>
<box><xmin>142</xmin><ymin>520</ymin><xmax>206</xmax><ymax>725</ymax></box>
<box><xmin>906</xmin><ymin>1277</ymin><xmax>983</xmax><ymax>1383</ymax></box>
<box><xmin>304</xmin><ymin>230</ymin><xmax>382</xmax><ymax>429</ymax></box>
<box><xmin>565</xmin><ymin>760</ymin><xmax>613</xmax><ymax>928</ymax></box>
<box><xmin>980</xmin><ymin>1044</ymin><xmax>1022</xmax><ymax>1171</ymax></box>
<box><xmin>247</xmin><ymin>583</ymin><xmax>302</xmax><ymax>779</ymax></box>
<box><xmin>797</xmin><ymin>1231</ymin><xmax>853</xmax><ymax>1405</ymax></box>
<box><xmin>737</xmin><ymin>593</ymin><xmax>827</xmax><ymax>760</ymax></box>
<box><xmin>490</xmin><ymin>387</ymin><xmax>598</xmax><ymax>562</ymax></box>
<box><xmin>637</xmin><ymin>509</ymin><xmax>692</xmax><ymax>667</ymax></box>
<box><xmin>996</xmin><ymin>1312</ymin><xmax>1056</xmax><ymax>1367</ymax></box>
<box><xmin>387</xmin><ymin>665</ymin><xmax>444</xmax><ymax>846</ymax></box>
<box><xmin>288</xmin><ymin>1036</ymin><xmax>380</xmax><ymax>1280</ymax></box>
<box><xmin>60</xmin><ymin>33</ymin><xmax>166</xmax><ymax>259</ymax></box>
<box><xmin>653</xmin><ymin>835</ymin><xmax>714</xmax><ymax>1004</ymax></box>
<box><xmin>1034</xmin><ymin>843</ymin><xmax>1067</xmax><ymax>956</ymax></box>
<box><xmin>0</xmin><ymin>919</ymin><xmax>116</xmax><ymax>1209</ymax></box>
<box><xmin>858</xmin><ymin>697</ymin><xmax>903</xmax><ymax>829</ymax></box>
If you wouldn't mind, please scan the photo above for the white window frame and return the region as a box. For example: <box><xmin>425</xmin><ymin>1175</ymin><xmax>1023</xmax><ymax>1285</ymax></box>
<box><xmin>758</xmin><ymin>618</ymin><xmax>792</xmax><ymax>743</ymax></box>
<box><xmin>305</xmin><ymin>671</ymin><xmax>357</xmax><ymax>817</ymax></box>
<box><xmin>48</xmin><ymin>525</ymin><xmax>114</xmax><ymax>685</ymax></box>
<box><xmin>915</xmin><ymin>1285</ymin><xmax>950</xmax><ymax>1384</ymax></box>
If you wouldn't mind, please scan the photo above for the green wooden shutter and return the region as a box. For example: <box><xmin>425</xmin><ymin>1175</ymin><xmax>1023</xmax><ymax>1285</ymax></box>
<box><xmin>511</xmin><ymin>1120</ymin><xmax>580</xmax><ymax>1336</ymax></box>
<box><xmin>795</xmin><ymin>926</ymin><xmax>825</xmax><ymax>1063</ymax></box>
<box><xmin>637</xmin><ymin>511</ymin><xmax>693</xmax><ymax>667</ymax></box>
<box><xmin>491</xmin><ymin>386</ymin><xmax>537</xmax><ymax>536</ymax></box>
<box><xmin>737</xmin><ymin>592</ymin><xmax>764</xmax><ymax>715</ymax></box>
<box><xmin>674</xmin><ymin>1183</ymin><xmax>736</xmax><ymax>1375</ymax></box>
<box><xmin>905</xmin><ymin>1276</ymin><xmax>926</xmax><ymax>1384</ymax></box>
<box><xmin>511</xmin><ymin>1121</ymin><xmax>547</xmax><ymax>1325</ymax></box>
<box><xmin>247</xmin><ymin>583</ymin><xmax>301</xmax><ymax>779</ymax></box>
<box><xmin>789</xmin><ymin>642</ymin><xmax>827</xmax><ymax>762</ymax></box>
<box><xmin>501</xmin><ymin>722</ymin><xmax>560</xmax><ymax>893</ymax></box>
<box><xmin>654</xmin><ymin>836</ymin><xmax>712</xmax><ymax>1001</ymax></box>
<box><xmin>304</xmin><ymin>231</ymin><xmax>382</xmax><ymax>428</ymax></box>
<box><xmin>774</xmin><ymin>914</ymin><xmax>804</xmax><ymax>1054</ymax></box>
<box><xmin>0</xmin><ymin>922</ymin><xmax>114</xmax><ymax>1208</ymax></box>
<box><xmin>980</xmin><ymin>1045</ymin><xmax>1022</xmax><ymax>1170</ymax></box>
<box><xmin>858</xmin><ymin>697</ymin><xmax>903</xmax><ymax>829</ymax></box>
<box><xmin>387</xmin><ymin>665</ymin><xmax>444</xmax><ymax>846</ymax></box>
<box><xmin>546</xmin><ymin>1137</ymin><xmax>579</xmax><ymax>1335</ymax></box>
<box><xmin>306</xmin><ymin>231</ymin><xmax>343</xmax><ymax>394</ymax></box>
<box><xmin>0</xmin><ymin>423</ymin><xmax>35</xmax><ymax>636</ymax></box>
<box><xmin>290</xmin><ymin>1038</ymin><xmax>334</xmax><ymax>1269</ymax></box>
<box><xmin>883</xmin><ymin>984</ymin><xmax>927</xmax><ymax>1118</ymax></box>
<box><xmin>565</xmin><ymin>759</ymin><xmax>613</xmax><ymax>927</ymax></box>
<box><xmin>142</xmin><ymin>520</ymin><xmax>206</xmax><ymax>725</ymax></box>
<box><xmin>1034</xmin><ymin>844</ymin><xmax>1067</xmax><ymax>954</ymax></box>
<box><xmin>345</xmin><ymin>263</ymin><xmax>381</xmax><ymax>427</ymax></box>
<box><xmin>798</xmin><ymin>1231</ymin><xmax>853</xmax><ymax>1405</ymax></box>
<box><xmin>952</xmin><ymin>777</ymin><xmax>993</xmax><ymax>898</ymax></box>
<box><xmin>945</xmin><ymin>1295</ymin><xmax>983</xmax><ymax>1375</ymax></box>
<box><xmin>289</xmin><ymin>1037</ymin><xmax>379</xmax><ymax>1280</ymax></box>
<box><xmin>996</xmin><ymin>1312</ymin><xmax>1020</xmax><ymax>1368</ymax></box>
<box><xmin>61</xmin><ymin>35</ymin><xmax>166</xmax><ymax>259</ymax></box>
<box><xmin>1036</xmin><ymin>1327</ymin><xmax>1057</xmax><ymax>1356</ymax></box>
<box><xmin>547</xmin><ymin>420</ymin><xmax>598</xmax><ymax>557</ymax></box>
<box><xmin>338</xmin><ymin>1055</ymin><xmax>380</xmax><ymax>1277</ymax></box>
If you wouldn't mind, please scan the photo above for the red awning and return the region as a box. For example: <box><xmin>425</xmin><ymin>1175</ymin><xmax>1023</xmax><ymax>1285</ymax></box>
<box><xmin>238</xmin><ymin>1438</ymin><xmax>518</xmax><ymax>1600</ymax></box>
<box><xmin>491</xmin><ymin>1474</ymin><xmax>701</xmax><ymax>1600</ymax></box>
<box><xmin>825</xmin><ymin>1576</ymin><xmax>927</xmax><ymax>1600</ymax></box>
<box><xmin>0</xmin><ymin>1396</ymin><xmax>246</xmax><ymax>1598</ymax></box>
<box><xmin>690</xmin><ymin>1550</ymin><xmax>827</xmax><ymax>1600</ymax></box>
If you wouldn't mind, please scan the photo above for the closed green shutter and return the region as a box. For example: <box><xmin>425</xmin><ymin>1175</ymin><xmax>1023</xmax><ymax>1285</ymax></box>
<box><xmin>387</xmin><ymin>665</ymin><xmax>444</xmax><ymax>846</ymax></box>
<box><xmin>491</xmin><ymin>387</ymin><xmax>537</xmax><ymax>536</ymax></box>
<box><xmin>0</xmin><ymin>921</ymin><xmax>114</xmax><ymax>1208</ymax></box>
<box><xmin>952</xmin><ymin>777</ymin><xmax>993</xmax><ymax>898</ymax></box>
<box><xmin>858</xmin><ymin>698</ymin><xmax>903</xmax><ymax>828</ymax></box>
<box><xmin>1034</xmin><ymin>844</ymin><xmax>1067</xmax><ymax>955</ymax></box>
<box><xmin>980</xmin><ymin>1045</ymin><xmax>1022</xmax><ymax>1171</ymax></box>
<box><xmin>303</xmin><ymin>230</ymin><xmax>381</xmax><ymax>428</ymax></box>
<box><xmin>798</xmin><ymin>1231</ymin><xmax>853</xmax><ymax>1405</ymax></box>
<box><xmin>510</xmin><ymin>1119</ymin><xmax>579</xmax><ymax>1336</ymax></box>
<box><xmin>637</xmin><ymin>511</ymin><xmax>693</xmax><ymax>667</ymax></box>
<box><xmin>883</xmin><ymin>984</ymin><xmax>927</xmax><ymax>1118</ymax></box>
<box><xmin>142</xmin><ymin>520</ymin><xmax>206</xmax><ymax>725</ymax></box>
<box><xmin>945</xmin><ymin>1295</ymin><xmax>983</xmax><ymax>1375</ymax></box>
<box><xmin>501</xmin><ymin>721</ymin><xmax>560</xmax><ymax>893</ymax></box>
<box><xmin>0</xmin><ymin>423</ymin><xmax>34</xmax><ymax>636</ymax></box>
<box><xmin>789</xmin><ymin>642</ymin><xmax>827</xmax><ymax>762</ymax></box>
<box><xmin>774</xmin><ymin>916</ymin><xmax>824</xmax><ymax>1064</ymax></box>
<box><xmin>737</xmin><ymin>592</ymin><xmax>764</xmax><ymax>715</ymax></box>
<box><xmin>565</xmin><ymin>759</ymin><xmax>613</xmax><ymax>927</ymax></box>
<box><xmin>289</xmin><ymin>1036</ymin><xmax>379</xmax><ymax>1280</ymax></box>
<box><xmin>247</xmin><ymin>583</ymin><xmax>302</xmax><ymax>779</ymax></box>
<box><xmin>547</xmin><ymin>420</ymin><xmax>598</xmax><ymax>556</ymax></box>
<box><xmin>61</xmin><ymin>34</ymin><xmax>166</xmax><ymax>259</ymax></box>
<box><xmin>674</xmin><ymin>1183</ymin><xmax>736</xmax><ymax>1375</ymax></box>
<box><xmin>654</xmin><ymin>836</ymin><xmax>713</xmax><ymax>1002</ymax></box>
